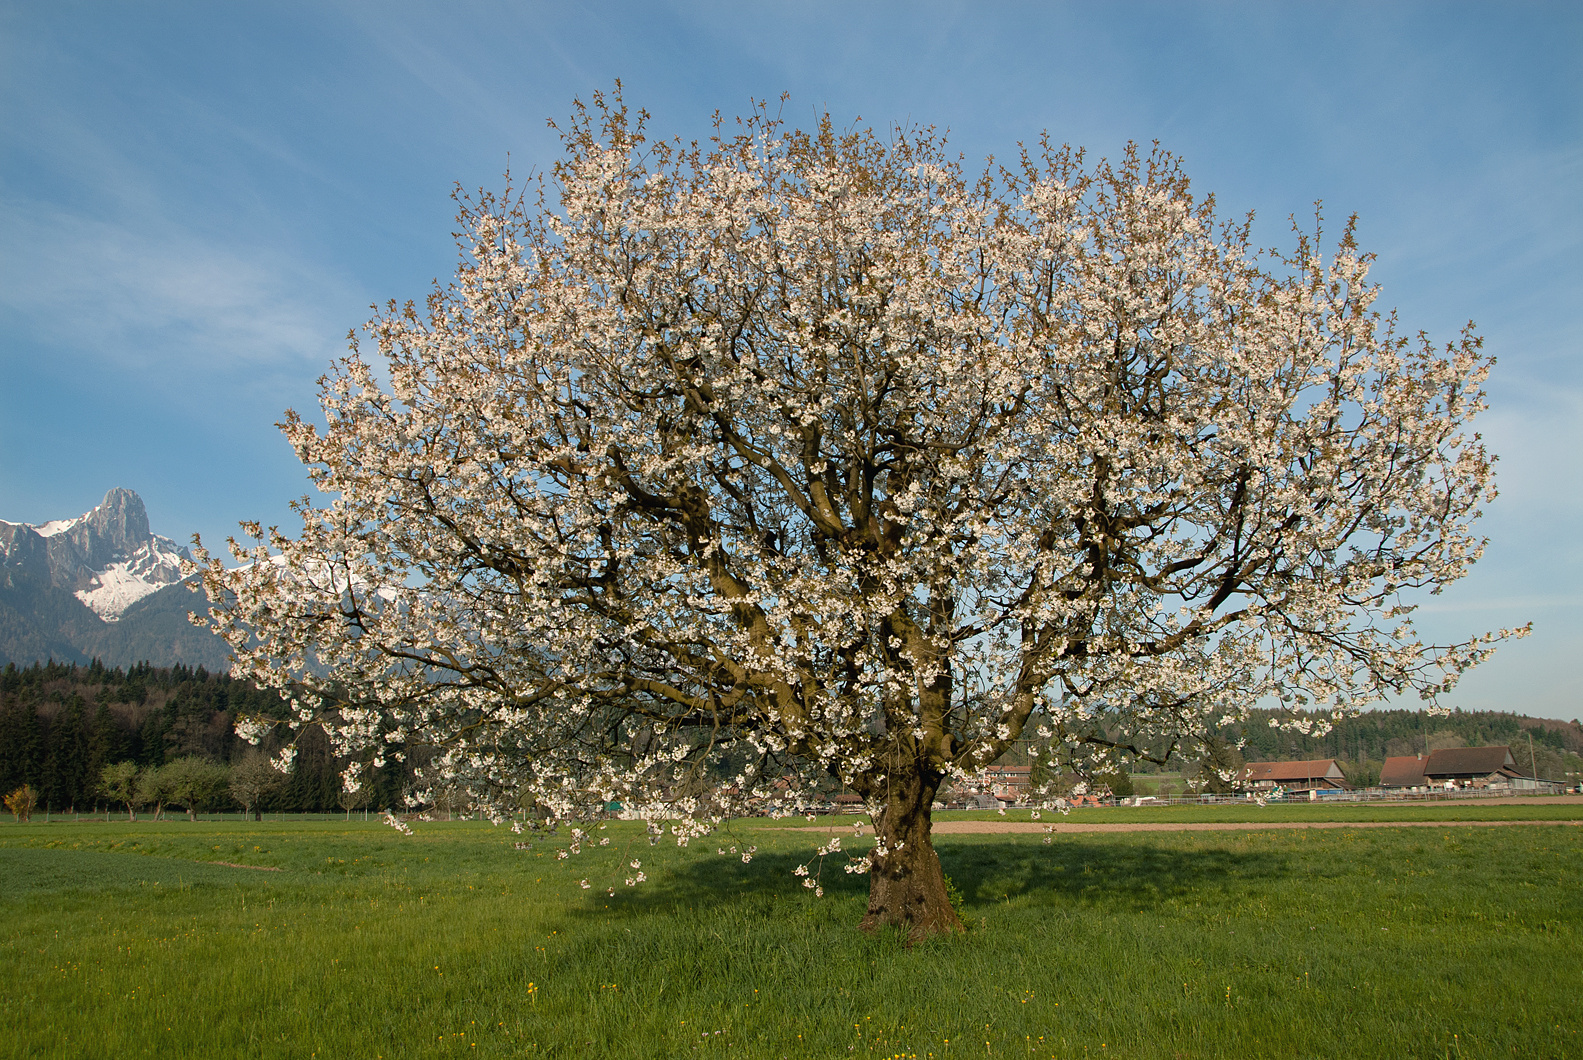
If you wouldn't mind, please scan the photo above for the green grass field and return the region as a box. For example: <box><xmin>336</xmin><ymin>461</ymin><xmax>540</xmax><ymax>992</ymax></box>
<box><xmin>2</xmin><ymin>803</ymin><xmax>1580</xmax><ymax>1059</ymax></box>
<box><xmin>778</xmin><ymin>800</ymin><xmax>1583</xmax><ymax>827</ymax></box>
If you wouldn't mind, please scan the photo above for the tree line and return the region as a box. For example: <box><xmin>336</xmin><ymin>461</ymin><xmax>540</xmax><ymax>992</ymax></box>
<box><xmin>1231</xmin><ymin>705</ymin><xmax>1581</xmax><ymax>762</ymax></box>
<box><xmin>1020</xmin><ymin>704</ymin><xmax>1583</xmax><ymax>794</ymax></box>
<box><xmin>5</xmin><ymin>659</ymin><xmax>1576</xmax><ymax>817</ymax></box>
<box><xmin>0</xmin><ymin>660</ymin><xmax>415</xmax><ymax>815</ymax></box>
<box><xmin>1137</xmin><ymin>706</ymin><xmax>1583</xmax><ymax>791</ymax></box>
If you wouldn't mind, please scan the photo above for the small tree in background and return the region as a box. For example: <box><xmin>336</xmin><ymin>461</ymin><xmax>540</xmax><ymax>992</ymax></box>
<box><xmin>5</xmin><ymin>784</ymin><xmax>37</xmax><ymax>822</ymax></box>
<box><xmin>163</xmin><ymin>757</ymin><xmax>231</xmax><ymax>821</ymax></box>
<box><xmin>1190</xmin><ymin>735</ymin><xmax>1247</xmax><ymax>795</ymax></box>
<box><xmin>229</xmin><ymin>752</ymin><xmax>286</xmax><ymax>821</ymax></box>
<box><xmin>1099</xmin><ymin>770</ymin><xmax>1135</xmax><ymax>799</ymax></box>
<box><xmin>137</xmin><ymin>764</ymin><xmax>172</xmax><ymax>821</ymax></box>
<box><xmin>337</xmin><ymin>776</ymin><xmax>371</xmax><ymax>821</ymax></box>
<box><xmin>1530</xmin><ymin>744</ymin><xmax>1583</xmax><ymax>784</ymax></box>
<box><xmin>99</xmin><ymin>761</ymin><xmax>142</xmax><ymax>821</ymax></box>
<box><xmin>1340</xmin><ymin>758</ymin><xmax>1382</xmax><ymax>788</ymax></box>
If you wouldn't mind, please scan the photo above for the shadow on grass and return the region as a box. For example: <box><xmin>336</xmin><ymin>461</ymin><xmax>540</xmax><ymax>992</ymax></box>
<box><xmin>941</xmin><ymin>837</ymin><xmax>1293</xmax><ymax>913</ymax></box>
<box><xmin>566</xmin><ymin>836</ymin><xmax>1292</xmax><ymax>924</ymax></box>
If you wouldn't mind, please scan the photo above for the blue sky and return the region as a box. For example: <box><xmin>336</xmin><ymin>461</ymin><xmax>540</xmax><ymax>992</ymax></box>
<box><xmin>2</xmin><ymin>2</ymin><xmax>1578</xmax><ymax>717</ymax></box>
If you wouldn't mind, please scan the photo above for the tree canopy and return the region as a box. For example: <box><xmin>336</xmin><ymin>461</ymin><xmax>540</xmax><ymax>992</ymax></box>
<box><xmin>196</xmin><ymin>93</ymin><xmax>1520</xmax><ymax>937</ymax></box>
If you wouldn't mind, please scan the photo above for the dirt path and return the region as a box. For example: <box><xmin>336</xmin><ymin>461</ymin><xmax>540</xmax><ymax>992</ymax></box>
<box><xmin>207</xmin><ymin>861</ymin><xmax>282</xmax><ymax>870</ymax></box>
<box><xmin>925</xmin><ymin>819</ymin><xmax>1582</xmax><ymax>834</ymax></box>
<box><xmin>1370</xmin><ymin>795</ymin><xmax>1579</xmax><ymax>806</ymax></box>
<box><xmin>792</xmin><ymin>796</ymin><xmax>1583</xmax><ymax>834</ymax></box>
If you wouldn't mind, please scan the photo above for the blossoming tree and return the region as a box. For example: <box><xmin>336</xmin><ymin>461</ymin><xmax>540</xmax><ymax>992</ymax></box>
<box><xmin>196</xmin><ymin>93</ymin><xmax>1520</xmax><ymax>938</ymax></box>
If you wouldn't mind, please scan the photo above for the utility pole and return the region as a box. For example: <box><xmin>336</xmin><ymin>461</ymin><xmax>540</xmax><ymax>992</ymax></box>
<box><xmin>1529</xmin><ymin>731</ymin><xmax>1539</xmax><ymax>782</ymax></box>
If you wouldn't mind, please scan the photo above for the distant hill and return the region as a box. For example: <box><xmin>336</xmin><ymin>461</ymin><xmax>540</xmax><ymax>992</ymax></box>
<box><xmin>1136</xmin><ymin>705</ymin><xmax>1583</xmax><ymax>791</ymax></box>
<box><xmin>1230</xmin><ymin>705</ymin><xmax>1583</xmax><ymax>761</ymax></box>
<box><xmin>0</xmin><ymin>489</ymin><xmax>230</xmax><ymax>670</ymax></box>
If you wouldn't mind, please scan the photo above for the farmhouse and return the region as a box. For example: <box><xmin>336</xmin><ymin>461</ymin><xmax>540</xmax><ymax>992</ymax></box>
<box><xmin>1241</xmin><ymin>758</ymin><xmax>1347</xmax><ymax>794</ymax></box>
<box><xmin>1420</xmin><ymin>746</ymin><xmax>1558</xmax><ymax>792</ymax></box>
<box><xmin>934</xmin><ymin>765</ymin><xmax>1035</xmax><ymax>809</ymax></box>
<box><xmin>983</xmin><ymin>765</ymin><xmax>1032</xmax><ymax>802</ymax></box>
<box><xmin>1380</xmin><ymin>754</ymin><xmax>1431</xmax><ymax>791</ymax></box>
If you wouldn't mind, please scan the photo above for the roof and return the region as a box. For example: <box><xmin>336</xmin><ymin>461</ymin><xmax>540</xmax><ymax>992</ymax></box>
<box><xmin>1380</xmin><ymin>755</ymin><xmax>1428</xmax><ymax>787</ymax></box>
<box><xmin>1422</xmin><ymin>746</ymin><xmax>1516</xmax><ymax>777</ymax></box>
<box><xmin>1242</xmin><ymin>759</ymin><xmax>1345</xmax><ymax>783</ymax></box>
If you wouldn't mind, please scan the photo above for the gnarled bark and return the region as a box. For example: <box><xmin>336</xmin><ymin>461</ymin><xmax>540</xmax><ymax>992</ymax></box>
<box><xmin>859</xmin><ymin>769</ymin><xmax>963</xmax><ymax>940</ymax></box>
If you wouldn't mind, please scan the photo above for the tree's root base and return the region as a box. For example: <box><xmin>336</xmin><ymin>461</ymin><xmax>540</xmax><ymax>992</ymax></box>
<box><xmin>859</xmin><ymin>911</ymin><xmax>966</xmax><ymax>943</ymax></box>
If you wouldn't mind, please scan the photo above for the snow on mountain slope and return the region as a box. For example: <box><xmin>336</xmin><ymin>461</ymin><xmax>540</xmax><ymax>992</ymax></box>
<box><xmin>4</xmin><ymin>489</ymin><xmax>193</xmax><ymax>622</ymax></box>
<box><xmin>72</xmin><ymin>535</ymin><xmax>190</xmax><ymax>620</ymax></box>
<box><xmin>34</xmin><ymin>518</ymin><xmax>81</xmax><ymax>538</ymax></box>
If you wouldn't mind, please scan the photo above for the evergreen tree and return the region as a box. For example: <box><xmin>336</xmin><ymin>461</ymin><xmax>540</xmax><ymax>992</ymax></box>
<box><xmin>87</xmin><ymin>701</ymin><xmax>122</xmax><ymax>792</ymax></box>
<box><xmin>43</xmin><ymin>695</ymin><xmax>90</xmax><ymax>811</ymax></box>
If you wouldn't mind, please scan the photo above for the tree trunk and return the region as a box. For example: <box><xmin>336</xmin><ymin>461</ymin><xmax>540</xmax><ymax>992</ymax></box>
<box><xmin>859</xmin><ymin>768</ymin><xmax>964</xmax><ymax>941</ymax></box>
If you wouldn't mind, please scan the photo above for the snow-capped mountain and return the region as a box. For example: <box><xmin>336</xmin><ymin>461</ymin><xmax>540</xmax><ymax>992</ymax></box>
<box><xmin>0</xmin><ymin>489</ymin><xmax>228</xmax><ymax>670</ymax></box>
<box><xmin>1</xmin><ymin>488</ymin><xmax>189</xmax><ymax>621</ymax></box>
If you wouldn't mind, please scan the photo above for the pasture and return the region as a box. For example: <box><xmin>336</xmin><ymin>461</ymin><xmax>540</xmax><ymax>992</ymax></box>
<box><xmin>2</xmin><ymin>803</ymin><xmax>1579</xmax><ymax>1059</ymax></box>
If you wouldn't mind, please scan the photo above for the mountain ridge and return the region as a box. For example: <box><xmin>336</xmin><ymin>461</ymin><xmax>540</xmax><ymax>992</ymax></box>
<box><xmin>0</xmin><ymin>489</ymin><xmax>229</xmax><ymax>669</ymax></box>
<box><xmin>1</xmin><ymin>487</ymin><xmax>188</xmax><ymax>620</ymax></box>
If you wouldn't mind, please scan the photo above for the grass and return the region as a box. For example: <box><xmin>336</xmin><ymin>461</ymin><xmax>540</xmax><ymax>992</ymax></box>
<box><xmin>772</xmin><ymin>800</ymin><xmax>1583</xmax><ymax>828</ymax></box>
<box><xmin>1</xmin><ymin>808</ymin><xmax>1579</xmax><ymax>1059</ymax></box>
<box><xmin>932</xmin><ymin>800</ymin><xmax>1583</xmax><ymax>825</ymax></box>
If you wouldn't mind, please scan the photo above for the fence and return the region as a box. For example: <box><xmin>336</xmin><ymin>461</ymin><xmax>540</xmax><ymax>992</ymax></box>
<box><xmin>18</xmin><ymin>809</ymin><xmax>388</xmax><ymax>824</ymax></box>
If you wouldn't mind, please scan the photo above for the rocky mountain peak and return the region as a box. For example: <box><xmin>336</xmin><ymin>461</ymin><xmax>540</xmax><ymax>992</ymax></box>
<box><xmin>44</xmin><ymin>487</ymin><xmax>154</xmax><ymax>572</ymax></box>
<box><xmin>3</xmin><ymin>489</ymin><xmax>190</xmax><ymax>621</ymax></box>
<box><xmin>83</xmin><ymin>487</ymin><xmax>151</xmax><ymax>555</ymax></box>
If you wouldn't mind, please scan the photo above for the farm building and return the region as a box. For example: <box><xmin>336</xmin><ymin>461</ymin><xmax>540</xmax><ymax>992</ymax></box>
<box><xmin>1419</xmin><ymin>746</ymin><xmax>1560</xmax><ymax>792</ymax></box>
<box><xmin>935</xmin><ymin>765</ymin><xmax>1035</xmax><ymax>809</ymax></box>
<box><xmin>983</xmin><ymin>765</ymin><xmax>1033</xmax><ymax>802</ymax></box>
<box><xmin>1380</xmin><ymin>755</ymin><xmax>1431</xmax><ymax>791</ymax></box>
<box><xmin>1241</xmin><ymin>758</ymin><xmax>1347</xmax><ymax>794</ymax></box>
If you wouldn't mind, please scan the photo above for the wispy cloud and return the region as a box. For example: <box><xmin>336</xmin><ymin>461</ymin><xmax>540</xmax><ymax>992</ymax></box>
<box><xmin>1413</xmin><ymin>594</ymin><xmax>1583</xmax><ymax>617</ymax></box>
<box><xmin>0</xmin><ymin>196</ymin><xmax>356</xmax><ymax>371</ymax></box>
<box><xmin>1469</xmin><ymin>381</ymin><xmax>1583</xmax><ymax>577</ymax></box>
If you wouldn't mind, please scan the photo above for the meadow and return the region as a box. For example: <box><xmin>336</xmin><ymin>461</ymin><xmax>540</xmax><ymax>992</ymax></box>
<box><xmin>1</xmin><ymin>803</ymin><xmax>1579</xmax><ymax>1059</ymax></box>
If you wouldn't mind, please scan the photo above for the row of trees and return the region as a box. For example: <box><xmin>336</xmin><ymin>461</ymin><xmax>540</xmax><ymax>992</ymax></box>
<box><xmin>0</xmin><ymin>661</ymin><xmax>413</xmax><ymax>813</ymax></box>
<box><xmin>8</xmin><ymin>662</ymin><xmax>1570</xmax><ymax>820</ymax></box>
<box><xmin>1228</xmin><ymin>705</ymin><xmax>1582</xmax><ymax>764</ymax></box>
<box><xmin>94</xmin><ymin>756</ymin><xmax>233</xmax><ymax>820</ymax></box>
<box><xmin>5</xmin><ymin>750</ymin><xmax>375</xmax><ymax>822</ymax></box>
